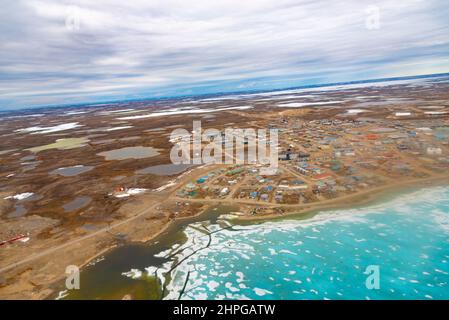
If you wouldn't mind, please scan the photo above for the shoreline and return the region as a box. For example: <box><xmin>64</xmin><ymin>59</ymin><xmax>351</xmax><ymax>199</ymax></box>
<box><xmin>59</xmin><ymin>174</ymin><xmax>449</xmax><ymax>300</ymax></box>
<box><xmin>44</xmin><ymin>204</ymin><xmax>215</xmax><ymax>299</ymax></box>
<box><xmin>4</xmin><ymin>173</ymin><xmax>449</xmax><ymax>300</ymax></box>
<box><xmin>235</xmin><ymin>174</ymin><xmax>449</xmax><ymax>223</ymax></box>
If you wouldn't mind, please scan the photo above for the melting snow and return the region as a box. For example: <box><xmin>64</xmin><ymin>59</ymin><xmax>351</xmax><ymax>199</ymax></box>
<box><xmin>16</xmin><ymin>122</ymin><xmax>82</xmax><ymax>134</ymax></box>
<box><xmin>4</xmin><ymin>192</ymin><xmax>34</xmax><ymax>200</ymax></box>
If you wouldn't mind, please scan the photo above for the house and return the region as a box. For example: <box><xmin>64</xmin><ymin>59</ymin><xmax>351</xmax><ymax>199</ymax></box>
<box><xmin>427</xmin><ymin>147</ymin><xmax>442</xmax><ymax>155</ymax></box>
<box><xmin>298</xmin><ymin>152</ymin><xmax>310</xmax><ymax>159</ymax></box>
<box><xmin>185</xmin><ymin>182</ymin><xmax>197</xmax><ymax>190</ymax></box>
<box><xmin>220</xmin><ymin>187</ymin><xmax>230</xmax><ymax>196</ymax></box>
<box><xmin>331</xmin><ymin>162</ymin><xmax>342</xmax><ymax>171</ymax></box>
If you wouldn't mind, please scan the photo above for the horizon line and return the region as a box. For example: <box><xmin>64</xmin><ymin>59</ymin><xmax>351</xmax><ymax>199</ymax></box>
<box><xmin>2</xmin><ymin>71</ymin><xmax>449</xmax><ymax>114</ymax></box>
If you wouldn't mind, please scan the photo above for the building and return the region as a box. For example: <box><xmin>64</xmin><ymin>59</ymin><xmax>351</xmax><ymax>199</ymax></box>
<box><xmin>427</xmin><ymin>147</ymin><xmax>442</xmax><ymax>156</ymax></box>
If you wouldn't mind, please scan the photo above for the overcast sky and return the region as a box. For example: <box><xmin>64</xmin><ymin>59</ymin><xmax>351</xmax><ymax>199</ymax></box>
<box><xmin>1</xmin><ymin>0</ymin><xmax>449</xmax><ymax>110</ymax></box>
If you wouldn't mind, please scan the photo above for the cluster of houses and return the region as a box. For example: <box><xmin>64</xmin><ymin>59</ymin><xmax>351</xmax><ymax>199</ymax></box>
<box><xmin>175</xmin><ymin>115</ymin><xmax>448</xmax><ymax>206</ymax></box>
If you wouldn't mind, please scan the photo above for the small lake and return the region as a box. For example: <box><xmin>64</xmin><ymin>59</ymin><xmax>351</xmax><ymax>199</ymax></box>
<box><xmin>97</xmin><ymin>146</ymin><xmax>160</xmax><ymax>161</ymax></box>
<box><xmin>63</xmin><ymin>196</ymin><xmax>92</xmax><ymax>212</ymax></box>
<box><xmin>136</xmin><ymin>163</ymin><xmax>196</xmax><ymax>176</ymax></box>
<box><xmin>22</xmin><ymin>161</ymin><xmax>41</xmax><ymax>172</ymax></box>
<box><xmin>7</xmin><ymin>204</ymin><xmax>28</xmax><ymax>218</ymax></box>
<box><xmin>5</xmin><ymin>193</ymin><xmax>43</xmax><ymax>218</ymax></box>
<box><xmin>50</xmin><ymin>165</ymin><xmax>94</xmax><ymax>177</ymax></box>
<box><xmin>435</xmin><ymin>127</ymin><xmax>449</xmax><ymax>140</ymax></box>
<box><xmin>91</xmin><ymin>138</ymin><xmax>116</xmax><ymax>145</ymax></box>
<box><xmin>20</xmin><ymin>155</ymin><xmax>36</xmax><ymax>161</ymax></box>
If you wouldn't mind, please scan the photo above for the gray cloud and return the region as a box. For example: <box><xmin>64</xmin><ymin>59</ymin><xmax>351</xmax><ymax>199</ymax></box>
<box><xmin>1</xmin><ymin>0</ymin><xmax>449</xmax><ymax>109</ymax></box>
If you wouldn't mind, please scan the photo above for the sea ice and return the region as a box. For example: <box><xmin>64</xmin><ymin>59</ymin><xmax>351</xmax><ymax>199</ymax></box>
<box><xmin>122</xmin><ymin>269</ymin><xmax>142</xmax><ymax>279</ymax></box>
<box><xmin>253</xmin><ymin>288</ymin><xmax>273</xmax><ymax>296</ymax></box>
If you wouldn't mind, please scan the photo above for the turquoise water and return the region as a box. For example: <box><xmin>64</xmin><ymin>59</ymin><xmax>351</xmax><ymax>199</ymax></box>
<box><xmin>67</xmin><ymin>186</ymin><xmax>449</xmax><ymax>300</ymax></box>
<box><xmin>126</xmin><ymin>186</ymin><xmax>449</xmax><ymax>300</ymax></box>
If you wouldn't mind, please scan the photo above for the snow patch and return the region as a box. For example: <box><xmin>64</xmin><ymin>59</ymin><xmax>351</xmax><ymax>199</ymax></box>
<box><xmin>16</xmin><ymin>122</ymin><xmax>82</xmax><ymax>134</ymax></box>
<box><xmin>4</xmin><ymin>192</ymin><xmax>34</xmax><ymax>201</ymax></box>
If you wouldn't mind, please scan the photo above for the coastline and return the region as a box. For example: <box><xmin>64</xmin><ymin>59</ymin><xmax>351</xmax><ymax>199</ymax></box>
<box><xmin>53</xmin><ymin>174</ymin><xmax>449</xmax><ymax>299</ymax></box>
<box><xmin>235</xmin><ymin>174</ymin><xmax>449</xmax><ymax>222</ymax></box>
<box><xmin>57</xmin><ymin>174</ymin><xmax>447</xmax><ymax>299</ymax></box>
<box><xmin>2</xmin><ymin>173</ymin><xmax>448</xmax><ymax>299</ymax></box>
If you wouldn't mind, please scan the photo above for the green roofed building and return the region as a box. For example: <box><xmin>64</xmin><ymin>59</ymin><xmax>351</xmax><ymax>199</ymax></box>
<box><xmin>227</xmin><ymin>167</ymin><xmax>244</xmax><ymax>176</ymax></box>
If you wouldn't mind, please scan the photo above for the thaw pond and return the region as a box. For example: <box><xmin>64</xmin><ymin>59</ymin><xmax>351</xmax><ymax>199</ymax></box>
<box><xmin>50</xmin><ymin>165</ymin><xmax>94</xmax><ymax>177</ymax></box>
<box><xmin>136</xmin><ymin>163</ymin><xmax>196</xmax><ymax>176</ymax></box>
<box><xmin>97</xmin><ymin>146</ymin><xmax>160</xmax><ymax>160</ymax></box>
<box><xmin>63</xmin><ymin>196</ymin><xmax>92</xmax><ymax>212</ymax></box>
<box><xmin>4</xmin><ymin>193</ymin><xmax>42</xmax><ymax>218</ymax></box>
<box><xmin>7</xmin><ymin>204</ymin><xmax>27</xmax><ymax>218</ymax></box>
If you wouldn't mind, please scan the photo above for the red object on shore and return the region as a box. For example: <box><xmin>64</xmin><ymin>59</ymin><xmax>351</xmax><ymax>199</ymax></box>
<box><xmin>0</xmin><ymin>234</ymin><xmax>26</xmax><ymax>247</ymax></box>
<box><xmin>365</xmin><ymin>134</ymin><xmax>379</xmax><ymax>140</ymax></box>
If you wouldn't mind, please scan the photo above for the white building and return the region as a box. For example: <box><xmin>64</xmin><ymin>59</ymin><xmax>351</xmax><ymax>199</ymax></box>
<box><xmin>427</xmin><ymin>147</ymin><xmax>442</xmax><ymax>156</ymax></box>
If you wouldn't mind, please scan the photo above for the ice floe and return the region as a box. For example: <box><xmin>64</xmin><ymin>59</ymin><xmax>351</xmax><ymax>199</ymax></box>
<box><xmin>122</xmin><ymin>269</ymin><xmax>143</xmax><ymax>279</ymax></box>
<box><xmin>253</xmin><ymin>287</ymin><xmax>273</xmax><ymax>296</ymax></box>
<box><xmin>55</xmin><ymin>290</ymin><xmax>69</xmax><ymax>300</ymax></box>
